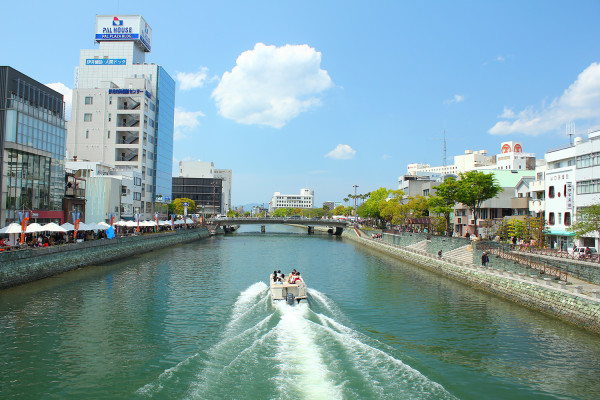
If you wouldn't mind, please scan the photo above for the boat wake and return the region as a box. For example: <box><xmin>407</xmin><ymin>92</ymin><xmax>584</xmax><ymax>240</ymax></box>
<box><xmin>136</xmin><ymin>282</ymin><xmax>456</xmax><ymax>399</ymax></box>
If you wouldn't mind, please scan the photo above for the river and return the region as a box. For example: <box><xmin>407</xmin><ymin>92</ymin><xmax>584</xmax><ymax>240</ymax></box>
<box><xmin>1</xmin><ymin>225</ymin><xmax>599</xmax><ymax>399</ymax></box>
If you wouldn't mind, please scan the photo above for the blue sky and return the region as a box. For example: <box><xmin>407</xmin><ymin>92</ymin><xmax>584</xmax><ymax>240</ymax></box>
<box><xmin>3</xmin><ymin>1</ymin><xmax>600</xmax><ymax>207</ymax></box>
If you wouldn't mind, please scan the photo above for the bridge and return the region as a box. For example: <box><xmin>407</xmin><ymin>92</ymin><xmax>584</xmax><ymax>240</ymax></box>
<box><xmin>208</xmin><ymin>217</ymin><xmax>349</xmax><ymax>235</ymax></box>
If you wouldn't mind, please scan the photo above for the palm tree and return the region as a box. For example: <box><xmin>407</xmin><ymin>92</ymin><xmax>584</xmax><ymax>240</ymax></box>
<box><xmin>343</xmin><ymin>197</ymin><xmax>349</xmax><ymax>205</ymax></box>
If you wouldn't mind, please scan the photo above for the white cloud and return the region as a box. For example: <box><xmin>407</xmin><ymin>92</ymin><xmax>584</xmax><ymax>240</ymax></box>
<box><xmin>382</xmin><ymin>154</ymin><xmax>392</xmax><ymax>160</ymax></box>
<box><xmin>445</xmin><ymin>94</ymin><xmax>465</xmax><ymax>104</ymax></box>
<box><xmin>174</xmin><ymin>107</ymin><xmax>205</xmax><ymax>140</ymax></box>
<box><xmin>176</xmin><ymin>67</ymin><xmax>215</xmax><ymax>90</ymax></box>
<box><xmin>326</xmin><ymin>144</ymin><xmax>356</xmax><ymax>160</ymax></box>
<box><xmin>496</xmin><ymin>55</ymin><xmax>505</xmax><ymax>62</ymax></box>
<box><xmin>46</xmin><ymin>82</ymin><xmax>72</xmax><ymax>120</ymax></box>
<box><xmin>489</xmin><ymin>62</ymin><xmax>600</xmax><ymax>136</ymax></box>
<box><xmin>212</xmin><ymin>43</ymin><xmax>333</xmax><ymax>128</ymax></box>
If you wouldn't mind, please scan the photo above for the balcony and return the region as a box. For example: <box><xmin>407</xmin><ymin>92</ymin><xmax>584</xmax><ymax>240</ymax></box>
<box><xmin>65</xmin><ymin>174</ymin><xmax>86</xmax><ymax>198</ymax></box>
<box><xmin>117</xmin><ymin>113</ymin><xmax>140</xmax><ymax>128</ymax></box>
<box><xmin>511</xmin><ymin>197</ymin><xmax>529</xmax><ymax>209</ymax></box>
<box><xmin>116</xmin><ymin>149</ymin><xmax>139</xmax><ymax>163</ymax></box>
<box><xmin>529</xmin><ymin>180</ymin><xmax>545</xmax><ymax>192</ymax></box>
<box><xmin>529</xmin><ymin>199</ymin><xmax>545</xmax><ymax>214</ymax></box>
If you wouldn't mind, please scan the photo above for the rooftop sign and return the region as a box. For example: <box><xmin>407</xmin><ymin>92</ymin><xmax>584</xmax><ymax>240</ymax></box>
<box><xmin>95</xmin><ymin>15</ymin><xmax>152</xmax><ymax>52</ymax></box>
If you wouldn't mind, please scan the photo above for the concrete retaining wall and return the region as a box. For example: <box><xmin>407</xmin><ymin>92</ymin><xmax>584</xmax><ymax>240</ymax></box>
<box><xmin>0</xmin><ymin>228</ymin><xmax>210</xmax><ymax>290</ymax></box>
<box><xmin>344</xmin><ymin>230</ymin><xmax>600</xmax><ymax>335</ymax></box>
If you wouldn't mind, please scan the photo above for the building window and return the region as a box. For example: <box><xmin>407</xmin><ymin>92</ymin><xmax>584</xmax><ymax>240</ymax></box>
<box><xmin>134</xmin><ymin>192</ymin><xmax>141</xmax><ymax>200</ymax></box>
<box><xmin>548</xmin><ymin>212</ymin><xmax>555</xmax><ymax>225</ymax></box>
<box><xmin>577</xmin><ymin>179</ymin><xmax>600</xmax><ymax>195</ymax></box>
<box><xmin>548</xmin><ymin>186</ymin><xmax>555</xmax><ymax>198</ymax></box>
<box><xmin>85</xmin><ymin>130</ymin><xmax>89</xmax><ymax>139</ymax></box>
<box><xmin>565</xmin><ymin>212</ymin><xmax>571</xmax><ymax>226</ymax></box>
<box><xmin>107</xmin><ymin>130</ymin><xmax>110</xmax><ymax>139</ymax></box>
<box><xmin>84</xmin><ymin>96</ymin><xmax>93</xmax><ymax>105</ymax></box>
<box><xmin>84</xmin><ymin>113</ymin><xmax>92</xmax><ymax>122</ymax></box>
<box><xmin>108</xmin><ymin>113</ymin><xmax>111</xmax><ymax>122</ymax></box>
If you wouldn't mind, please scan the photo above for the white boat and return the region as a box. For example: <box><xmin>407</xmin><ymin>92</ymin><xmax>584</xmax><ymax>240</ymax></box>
<box><xmin>270</xmin><ymin>273</ymin><xmax>308</xmax><ymax>305</ymax></box>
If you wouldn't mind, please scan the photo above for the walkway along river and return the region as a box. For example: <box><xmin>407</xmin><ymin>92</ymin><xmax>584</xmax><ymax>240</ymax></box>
<box><xmin>1</xmin><ymin>225</ymin><xmax>599</xmax><ymax>399</ymax></box>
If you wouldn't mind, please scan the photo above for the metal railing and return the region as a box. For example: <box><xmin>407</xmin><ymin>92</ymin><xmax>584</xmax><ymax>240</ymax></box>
<box><xmin>477</xmin><ymin>242</ymin><xmax>568</xmax><ymax>282</ymax></box>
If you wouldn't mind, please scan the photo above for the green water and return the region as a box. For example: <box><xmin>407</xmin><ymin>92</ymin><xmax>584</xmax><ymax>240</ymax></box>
<box><xmin>1</xmin><ymin>225</ymin><xmax>599</xmax><ymax>399</ymax></box>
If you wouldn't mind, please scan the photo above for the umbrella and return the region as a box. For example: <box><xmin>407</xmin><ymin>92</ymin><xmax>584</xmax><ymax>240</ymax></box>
<box><xmin>160</xmin><ymin>220</ymin><xmax>171</xmax><ymax>226</ymax></box>
<box><xmin>125</xmin><ymin>220</ymin><xmax>137</xmax><ymax>227</ymax></box>
<box><xmin>61</xmin><ymin>222</ymin><xmax>75</xmax><ymax>231</ymax></box>
<box><xmin>41</xmin><ymin>223</ymin><xmax>67</xmax><ymax>233</ymax></box>
<box><xmin>85</xmin><ymin>222</ymin><xmax>99</xmax><ymax>230</ymax></box>
<box><xmin>97</xmin><ymin>222</ymin><xmax>111</xmax><ymax>229</ymax></box>
<box><xmin>25</xmin><ymin>223</ymin><xmax>44</xmax><ymax>233</ymax></box>
<box><xmin>116</xmin><ymin>220</ymin><xmax>128</xmax><ymax>226</ymax></box>
<box><xmin>0</xmin><ymin>223</ymin><xmax>22</xmax><ymax>234</ymax></box>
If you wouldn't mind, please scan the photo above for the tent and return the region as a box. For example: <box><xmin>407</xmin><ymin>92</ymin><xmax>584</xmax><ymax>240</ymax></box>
<box><xmin>97</xmin><ymin>222</ymin><xmax>111</xmax><ymax>229</ymax></box>
<box><xmin>41</xmin><ymin>223</ymin><xmax>67</xmax><ymax>233</ymax></box>
<box><xmin>61</xmin><ymin>222</ymin><xmax>75</xmax><ymax>231</ymax></box>
<box><xmin>0</xmin><ymin>223</ymin><xmax>23</xmax><ymax>234</ymax></box>
<box><xmin>25</xmin><ymin>223</ymin><xmax>44</xmax><ymax>233</ymax></box>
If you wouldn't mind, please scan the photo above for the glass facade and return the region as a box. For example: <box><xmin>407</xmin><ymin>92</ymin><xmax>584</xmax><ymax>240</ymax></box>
<box><xmin>1</xmin><ymin>73</ymin><xmax>66</xmax><ymax>224</ymax></box>
<box><xmin>154</xmin><ymin>66</ymin><xmax>175</xmax><ymax>203</ymax></box>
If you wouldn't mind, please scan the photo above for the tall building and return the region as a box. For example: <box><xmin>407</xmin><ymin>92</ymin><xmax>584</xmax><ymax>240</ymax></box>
<box><xmin>178</xmin><ymin>161</ymin><xmax>232</xmax><ymax>213</ymax></box>
<box><xmin>0</xmin><ymin>66</ymin><xmax>67</xmax><ymax>226</ymax></box>
<box><xmin>172</xmin><ymin>177</ymin><xmax>222</xmax><ymax>216</ymax></box>
<box><xmin>66</xmin><ymin>15</ymin><xmax>175</xmax><ymax>219</ymax></box>
<box><xmin>269</xmin><ymin>188</ymin><xmax>314</xmax><ymax>211</ymax></box>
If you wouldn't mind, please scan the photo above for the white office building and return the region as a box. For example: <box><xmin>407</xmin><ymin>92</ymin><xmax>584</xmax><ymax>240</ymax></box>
<box><xmin>66</xmin><ymin>15</ymin><xmax>175</xmax><ymax>220</ymax></box>
<box><xmin>178</xmin><ymin>161</ymin><xmax>232</xmax><ymax>213</ymax></box>
<box><xmin>403</xmin><ymin>141</ymin><xmax>535</xmax><ymax>186</ymax></box>
<box><xmin>65</xmin><ymin>160</ymin><xmax>142</xmax><ymax>222</ymax></box>
<box><xmin>270</xmin><ymin>188</ymin><xmax>314</xmax><ymax>211</ymax></box>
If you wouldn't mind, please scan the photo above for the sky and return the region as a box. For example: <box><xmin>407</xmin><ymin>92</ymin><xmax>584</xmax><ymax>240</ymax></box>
<box><xmin>2</xmin><ymin>0</ymin><xmax>600</xmax><ymax>207</ymax></box>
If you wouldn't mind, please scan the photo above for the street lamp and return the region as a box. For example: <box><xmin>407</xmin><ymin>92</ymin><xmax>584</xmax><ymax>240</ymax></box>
<box><xmin>353</xmin><ymin>184</ymin><xmax>359</xmax><ymax>216</ymax></box>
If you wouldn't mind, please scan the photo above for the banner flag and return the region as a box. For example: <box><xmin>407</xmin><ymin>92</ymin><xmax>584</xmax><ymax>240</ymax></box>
<box><xmin>73</xmin><ymin>212</ymin><xmax>80</xmax><ymax>240</ymax></box>
<box><xmin>106</xmin><ymin>226</ymin><xmax>115</xmax><ymax>239</ymax></box>
<box><xmin>171</xmin><ymin>215</ymin><xmax>174</xmax><ymax>230</ymax></box>
<box><xmin>136</xmin><ymin>213</ymin><xmax>140</xmax><ymax>232</ymax></box>
<box><xmin>19</xmin><ymin>212</ymin><xmax>29</xmax><ymax>244</ymax></box>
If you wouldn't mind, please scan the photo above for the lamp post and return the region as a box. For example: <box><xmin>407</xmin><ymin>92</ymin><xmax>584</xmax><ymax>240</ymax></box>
<box><xmin>353</xmin><ymin>184</ymin><xmax>359</xmax><ymax>216</ymax></box>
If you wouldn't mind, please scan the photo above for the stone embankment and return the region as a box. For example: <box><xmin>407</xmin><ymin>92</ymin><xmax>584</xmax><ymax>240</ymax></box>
<box><xmin>343</xmin><ymin>229</ymin><xmax>600</xmax><ymax>335</ymax></box>
<box><xmin>0</xmin><ymin>228</ymin><xmax>210</xmax><ymax>290</ymax></box>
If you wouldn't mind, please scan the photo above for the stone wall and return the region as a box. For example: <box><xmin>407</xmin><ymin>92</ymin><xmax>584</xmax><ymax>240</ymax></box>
<box><xmin>0</xmin><ymin>228</ymin><xmax>210</xmax><ymax>290</ymax></box>
<box><xmin>343</xmin><ymin>230</ymin><xmax>600</xmax><ymax>335</ymax></box>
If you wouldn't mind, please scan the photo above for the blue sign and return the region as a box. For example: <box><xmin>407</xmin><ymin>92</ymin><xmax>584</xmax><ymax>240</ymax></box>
<box><xmin>86</xmin><ymin>59</ymin><xmax>126</xmax><ymax>66</ymax></box>
<box><xmin>108</xmin><ymin>88</ymin><xmax>143</xmax><ymax>95</ymax></box>
<box><xmin>164</xmin><ymin>196</ymin><xmax>171</xmax><ymax>201</ymax></box>
<box><xmin>95</xmin><ymin>33</ymin><xmax>140</xmax><ymax>41</ymax></box>
<box><xmin>182</xmin><ymin>202</ymin><xmax>189</xmax><ymax>207</ymax></box>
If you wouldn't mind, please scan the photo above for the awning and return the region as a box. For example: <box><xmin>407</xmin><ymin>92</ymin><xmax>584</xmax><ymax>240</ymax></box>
<box><xmin>545</xmin><ymin>229</ymin><xmax>575</xmax><ymax>237</ymax></box>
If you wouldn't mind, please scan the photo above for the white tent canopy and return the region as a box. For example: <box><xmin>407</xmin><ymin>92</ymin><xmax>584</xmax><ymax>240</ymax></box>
<box><xmin>0</xmin><ymin>223</ymin><xmax>22</xmax><ymax>234</ymax></box>
<box><xmin>41</xmin><ymin>223</ymin><xmax>67</xmax><ymax>233</ymax></box>
<box><xmin>25</xmin><ymin>223</ymin><xmax>44</xmax><ymax>233</ymax></box>
<box><xmin>60</xmin><ymin>222</ymin><xmax>75</xmax><ymax>231</ymax></box>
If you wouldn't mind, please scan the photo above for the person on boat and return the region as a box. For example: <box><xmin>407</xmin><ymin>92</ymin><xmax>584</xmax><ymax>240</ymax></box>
<box><xmin>293</xmin><ymin>272</ymin><xmax>303</xmax><ymax>283</ymax></box>
<box><xmin>278</xmin><ymin>270</ymin><xmax>285</xmax><ymax>281</ymax></box>
<box><xmin>273</xmin><ymin>270</ymin><xmax>279</xmax><ymax>282</ymax></box>
<box><xmin>287</xmin><ymin>269</ymin><xmax>297</xmax><ymax>283</ymax></box>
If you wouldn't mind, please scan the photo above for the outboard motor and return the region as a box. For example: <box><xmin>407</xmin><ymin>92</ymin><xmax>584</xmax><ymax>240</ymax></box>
<box><xmin>286</xmin><ymin>293</ymin><xmax>295</xmax><ymax>306</ymax></box>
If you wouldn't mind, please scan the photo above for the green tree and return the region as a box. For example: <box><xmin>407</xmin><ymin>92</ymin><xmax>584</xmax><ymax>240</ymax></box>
<box><xmin>358</xmin><ymin>187</ymin><xmax>391</xmax><ymax>223</ymax></box>
<box><xmin>171</xmin><ymin>198</ymin><xmax>197</xmax><ymax>216</ymax></box>
<box><xmin>333</xmin><ymin>205</ymin><xmax>346</xmax><ymax>215</ymax></box>
<box><xmin>455</xmin><ymin>171</ymin><xmax>503</xmax><ymax>235</ymax></box>
<box><xmin>568</xmin><ymin>204</ymin><xmax>600</xmax><ymax>240</ymax></box>
<box><xmin>272</xmin><ymin>208</ymin><xmax>289</xmax><ymax>217</ymax></box>
<box><xmin>244</xmin><ymin>211</ymin><xmax>251</xmax><ymax>217</ymax></box>
<box><xmin>428</xmin><ymin>177</ymin><xmax>459</xmax><ymax>236</ymax></box>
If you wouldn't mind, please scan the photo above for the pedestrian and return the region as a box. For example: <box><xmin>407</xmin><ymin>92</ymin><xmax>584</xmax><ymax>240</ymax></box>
<box><xmin>481</xmin><ymin>252</ymin><xmax>489</xmax><ymax>267</ymax></box>
<box><xmin>438</xmin><ymin>250</ymin><xmax>442</xmax><ymax>259</ymax></box>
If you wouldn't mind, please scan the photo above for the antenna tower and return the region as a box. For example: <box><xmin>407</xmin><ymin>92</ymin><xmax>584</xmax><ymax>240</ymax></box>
<box><xmin>566</xmin><ymin>121</ymin><xmax>575</xmax><ymax>145</ymax></box>
<box><xmin>443</xmin><ymin>130</ymin><xmax>447</xmax><ymax>167</ymax></box>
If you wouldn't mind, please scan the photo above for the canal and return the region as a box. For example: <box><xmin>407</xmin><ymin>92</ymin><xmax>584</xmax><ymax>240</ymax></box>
<box><xmin>1</xmin><ymin>225</ymin><xmax>599</xmax><ymax>399</ymax></box>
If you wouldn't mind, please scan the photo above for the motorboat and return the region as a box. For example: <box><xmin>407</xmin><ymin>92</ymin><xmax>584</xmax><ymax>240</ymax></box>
<box><xmin>270</xmin><ymin>273</ymin><xmax>308</xmax><ymax>305</ymax></box>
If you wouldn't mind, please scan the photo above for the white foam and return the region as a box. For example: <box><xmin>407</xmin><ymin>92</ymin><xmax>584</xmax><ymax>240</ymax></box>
<box><xmin>313</xmin><ymin>313</ymin><xmax>456</xmax><ymax>399</ymax></box>
<box><xmin>273</xmin><ymin>302</ymin><xmax>343</xmax><ymax>400</ymax></box>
